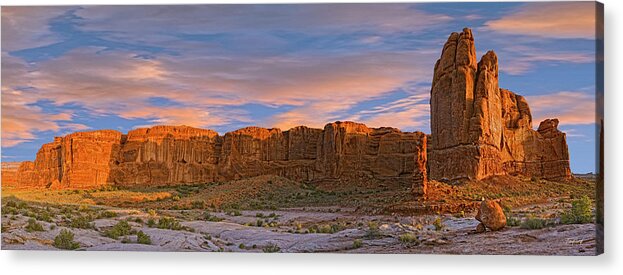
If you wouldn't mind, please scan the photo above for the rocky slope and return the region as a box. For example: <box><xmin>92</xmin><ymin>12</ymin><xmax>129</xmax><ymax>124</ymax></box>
<box><xmin>428</xmin><ymin>28</ymin><xmax>571</xmax><ymax>182</ymax></box>
<box><xmin>4</xmin><ymin>122</ymin><xmax>428</xmax><ymax>193</ymax></box>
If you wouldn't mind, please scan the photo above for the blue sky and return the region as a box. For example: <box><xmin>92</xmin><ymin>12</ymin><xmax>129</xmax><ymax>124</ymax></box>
<box><xmin>1</xmin><ymin>2</ymin><xmax>599</xmax><ymax>173</ymax></box>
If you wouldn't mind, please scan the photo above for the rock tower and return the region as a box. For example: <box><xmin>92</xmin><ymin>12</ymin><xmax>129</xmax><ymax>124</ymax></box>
<box><xmin>428</xmin><ymin>28</ymin><xmax>571</xmax><ymax>182</ymax></box>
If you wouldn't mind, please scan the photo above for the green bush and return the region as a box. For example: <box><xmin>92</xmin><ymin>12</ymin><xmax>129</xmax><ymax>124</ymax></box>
<box><xmin>262</xmin><ymin>243</ymin><xmax>280</xmax><ymax>253</ymax></box>
<box><xmin>97</xmin><ymin>211</ymin><xmax>118</xmax><ymax>219</ymax></box>
<box><xmin>433</xmin><ymin>217</ymin><xmax>445</xmax><ymax>231</ymax></box>
<box><xmin>156</xmin><ymin>217</ymin><xmax>184</xmax><ymax>230</ymax></box>
<box><xmin>104</xmin><ymin>220</ymin><xmax>133</xmax><ymax>239</ymax></box>
<box><xmin>69</xmin><ymin>216</ymin><xmax>93</xmax><ymax>229</ymax></box>
<box><xmin>53</xmin><ymin>229</ymin><xmax>80</xmax><ymax>250</ymax></box>
<box><xmin>364</xmin><ymin>221</ymin><xmax>382</xmax><ymax>239</ymax></box>
<box><xmin>36</xmin><ymin>211</ymin><xmax>54</xmax><ymax>223</ymax></box>
<box><xmin>25</xmin><ymin>218</ymin><xmax>45</xmax><ymax>232</ymax></box>
<box><xmin>520</xmin><ymin>216</ymin><xmax>547</xmax><ymax>229</ymax></box>
<box><xmin>506</xmin><ymin>216</ymin><xmax>521</xmax><ymax>227</ymax></box>
<box><xmin>136</xmin><ymin>231</ymin><xmax>152</xmax><ymax>245</ymax></box>
<box><xmin>352</xmin><ymin>239</ymin><xmax>363</xmax><ymax>249</ymax></box>
<box><xmin>561</xmin><ymin>196</ymin><xmax>593</xmax><ymax>224</ymax></box>
<box><xmin>203</xmin><ymin>212</ymin><xmax>224</xmax><ymax>222</ymax></box>
<box><xmin>399</xmin><ymin>233</ymin><xmax>419</xmax><ymax>245</ymax></box>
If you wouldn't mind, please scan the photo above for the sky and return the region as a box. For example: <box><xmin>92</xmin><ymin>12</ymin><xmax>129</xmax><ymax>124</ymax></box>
<box><xmin>1</xmin><ymin>2</ymin><xmax>600</xmax><ymax>173</ymax></box>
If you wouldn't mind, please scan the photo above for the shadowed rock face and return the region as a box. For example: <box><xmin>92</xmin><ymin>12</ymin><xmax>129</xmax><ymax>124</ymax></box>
<box><xmin>5</xmin><ymin>123</ymin><xmax>428</xmax><ymax>193</ymax></box>
<box><xmin>428</xmin><ymin>28</ymin><xmax>571</xmax><ymax>182</ymax></box>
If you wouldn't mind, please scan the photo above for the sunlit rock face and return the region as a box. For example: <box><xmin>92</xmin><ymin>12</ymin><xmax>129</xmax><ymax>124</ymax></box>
<box><xmin>8</xmin><ymin>123</ymin><xmax>428</xmax><ymax>194</ymax></box>
<box><xmin>428</xmin><ymin>28</ymin><xmax>571</xmax><ymax>182</ymax></box>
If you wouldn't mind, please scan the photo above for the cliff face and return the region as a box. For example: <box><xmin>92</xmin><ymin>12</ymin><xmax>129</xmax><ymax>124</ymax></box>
<box><xmin>6</xmin><ymin>122</ymin><xmax>428</xmax><ymax>193</ymax></box>
<box><xmin>428</xmin><ymin>28</ymin><xmax>571</xmax><ymax>182</ymax></box>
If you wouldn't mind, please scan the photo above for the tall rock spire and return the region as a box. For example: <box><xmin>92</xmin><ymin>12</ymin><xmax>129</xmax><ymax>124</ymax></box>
<box><xmin>429</xmin><ymin>28</ymin><xmax>571</xmax><ymax>182</ymax></box>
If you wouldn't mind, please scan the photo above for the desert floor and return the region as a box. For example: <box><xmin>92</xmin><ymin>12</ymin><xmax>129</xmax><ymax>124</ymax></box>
<box><xmin>1</xmin><ymin>174</ymin><xmax>599</xmax><ymax>255</ymax></box>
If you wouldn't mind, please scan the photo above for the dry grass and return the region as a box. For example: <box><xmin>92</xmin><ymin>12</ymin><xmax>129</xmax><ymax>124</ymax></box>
<box><xmin>1</xmin><ymin>188</ymin><xmax>171</xmax><ymax>207</ymax></box>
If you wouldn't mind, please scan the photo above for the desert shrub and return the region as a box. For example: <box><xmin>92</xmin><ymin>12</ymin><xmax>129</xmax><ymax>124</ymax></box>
<box><xmin>1</xmin><ymin>205</ymin><xmax>18</xmax><ymax>215</ymax></box>
<box><xmin>364</xmin><ymin>221</ymin><xmax>382</xmax><ymax>239</ymax></box>
<box><xmin>255</xmin><ymin>213</ymin><xmax>265</xmax><ymax>218</ymax></box>
<box><xmin>4</xmin><ymin>200</ymin><xmax>18</xmax><ymax>208</ymax></box>
<box><xmin>36</xmin><ymin>211</ymin><xmax>54</xmax><ymax>223</ymax></box>
<box><xmin>147</xmin><ymin>218</ymin><xmax>156</xmax><ymax>227</ymax></box>
<box><xmin>561</xmin><ymin>196</ymin><xmax>593</xmax><ymax>224</ymax></box>
<box><xmin>506</xmin><ymin>216</ymin><xmax>521</xmax><ymax>227</ymax></box>
<box><xmin>203</xmin><ymin>212</ymin><xmax>224</xmax><ymax>222</ymax></box>
<box><xmin>97</xmin><ymin>211</ymin><xmax>118</xmax><ymax>219</ymax></box>
<box><xmin>69</xmin><ymin>216</ymin><xmax>93</xmax><ymax>229</ymax></box>
<box><xmin>191</xmin><ymin>200</ymin><xmax>205</xmax><ymax>209</ymax></box>
<box><xmin>156</xmin><ymin>217</ymin><xmax>184</xmax><ymax>230</ymax></box>
<box><xmin>136</xmin><ymin>231</ymin><xmax>152</xmax><ymax>245</ymax></box>
<box><xmin>226</xmin><ymin>209</ymin><xmax>242</xmax><ymax>216</ymax></box>
<box><xmin>399</xmin><ymin>233</ymin><xmax>420</xmax><ymax>245</ymax></box>
<box><xmin>147</xmin><ymin>209</ymin><xmax>157</xmax><ymax>216</ymax></box>
<box><xmin>25</xmin><ymin>218</ymin><xmax>45</xmax><ymax>232</ymax></box>
<box><xmin>433</xmin><ymin>217</ymin><xmax>445</xmax><ymax>231</ymax></box>
<box><xmin>310</xmin><ymin>223</ymin><xmax>342</xmax><ymax>234</ymax></box>
<box><xmin>53</xmin><ymin>229</ymin><xmax>80</xmax><ymax>250</ymax></box>
<box><xmin>104</xmin><ymin>220</ymin><xmax>133</xmax><ymax>239</ymax></box>
<box><xmin>133</xmin><ymin>217</ymin><xmax>144</xmax><ymax>224</ymax></box>
<box><xmin>238</xmin><ymin>243</ymin><xmax>246</xmax><ymax>249</ymax></box>
<box><xmin>352</xmin><ymin>239</ymin><xmax>363</xmax><ymax>249</ymax></box>
<box><xmin>520</xmin><ymin>216</ymin><xmax>547</xmax><ymax>229</ymax></box>
<box><xmin>262</xmin><ymin>243</ymin><xmax>280</xmax><ymax>253</ymax></box>
<box><xmin>256</xmin><ymin>219</ymin><xmax>264</xmax><ymax>227</ymax></box>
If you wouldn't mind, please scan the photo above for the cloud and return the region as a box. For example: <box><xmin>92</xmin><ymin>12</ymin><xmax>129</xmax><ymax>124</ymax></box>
<box><xmin>526</xmin><ymin>91</ymin><xmax>596</xmax><ymax>127</ymax></box>
<box><xmin>353</xmin><ymin>91</ymin><xmax>430</xmax><ymax>131</ymax></box>
<box><xmin>482</xmin><ymin>2</ymin><xmax>597</xmax><ymax>39</ymax></box>
<box><xmin>2</xmin><ymin>43</ymin><xmax>437</xmax><ymax>142</ymax></box>
<box><xmin>1</xmin><ymin>87</ymin><xmax>86</xmax><ymax>147</ymax></box>
<box><xmin>1</xmin><ymin>6</ymin><xmax>70</xmax><ymax>52</ymax></box>
<box><xmin>499</xmin><ymin>48</ymin><xmax>594</xmax><ymax>75</ymax></box>
<box><xmin>74</xmin><ymin>4</ymin><xmax>451</xmax><ymax>43</ymax></box>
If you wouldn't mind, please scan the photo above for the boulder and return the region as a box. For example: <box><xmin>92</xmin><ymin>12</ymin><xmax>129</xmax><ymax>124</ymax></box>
<box><xmin>475</xmin><ymin>200</ymin><xmax>506</xmax><ymax>231</ymax></box>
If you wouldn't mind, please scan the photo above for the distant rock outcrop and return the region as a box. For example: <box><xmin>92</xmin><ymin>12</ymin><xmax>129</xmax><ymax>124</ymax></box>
<box><xmin>428</xmin><ymin>28</ymin><xmax>571</xmax><ymax>182</ymax></box>
<box><xmin>4</xmin><ymin>122</ymin><xmax>428</xmax><ymax>194</ymax></box>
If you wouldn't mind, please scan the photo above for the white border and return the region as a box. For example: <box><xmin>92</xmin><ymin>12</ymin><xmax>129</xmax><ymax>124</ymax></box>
<box><xmin>1</xmin><ymin>1</ymin><xmax>620</xmax><ymax>274</ymax></box>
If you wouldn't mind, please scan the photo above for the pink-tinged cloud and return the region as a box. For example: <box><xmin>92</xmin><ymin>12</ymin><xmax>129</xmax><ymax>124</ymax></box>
<box><xmin>483</xmin><ymin>2</ymin><xmax>597</xmax><ymax>39</ymax></box>
<box><xmin>2</xmin><ymin>45</ymin><xmax>437</xmax><ymax>143</ymax></box>
<box><xmin>1</xmin><ymin>88</ymin><xmax>87</xmax><ymax>147</ymax></box>
<box><xmin>1</xmin><ymin>6</ymin><xmax>69</xmax><ymax>52</ymax></box>
<box><xmin>526</xmin><ymin>91</ymin><xmax>596</xmax><ymax>128</ymax></box>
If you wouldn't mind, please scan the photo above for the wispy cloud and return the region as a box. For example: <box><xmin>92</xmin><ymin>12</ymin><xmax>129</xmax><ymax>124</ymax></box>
<box><xmin>482</xmin><ymin>2</ymin><xmax>597</xmax><ymax>39</ymax></box>
<box><xmin>526</xmin><ymin>91</ymin><xmax>596</xmax><ymax>127</ymax></box>
<box><xmin>1</xmin><ymin>6</ymin><xmax>69</xmax><ymax>52</ymax></box>
<box><xmin>499</xmin><ymin>47</ymin><xmax>594</xmax><ymax>75</ymax></box>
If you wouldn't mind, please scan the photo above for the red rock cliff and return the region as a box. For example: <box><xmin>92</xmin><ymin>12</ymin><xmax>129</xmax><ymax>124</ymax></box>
<box><xmin>8</xmin><ymin>122</ymin><xmax>428</xmax><ymax>194</ymax></box>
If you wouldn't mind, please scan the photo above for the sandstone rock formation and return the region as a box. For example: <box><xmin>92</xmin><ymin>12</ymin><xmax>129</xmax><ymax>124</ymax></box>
<box><xmin>6</xmin><ymin>122</ymin><xmax>428</xmax><ymax>194</ymax></box>
<box><xmin>429</xmin><ymin>28</ymin><xmax>571</xmax><ymax>182</ymax></box>
<box><xmin>475</xmin><ymin>200</ymin><xmax>506</xmax><ymax>231</ymax></box>
<box><xmin>1</xmin><ymin>162</ymin><xmax>20</xmax><ymax>187</ymax></box>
